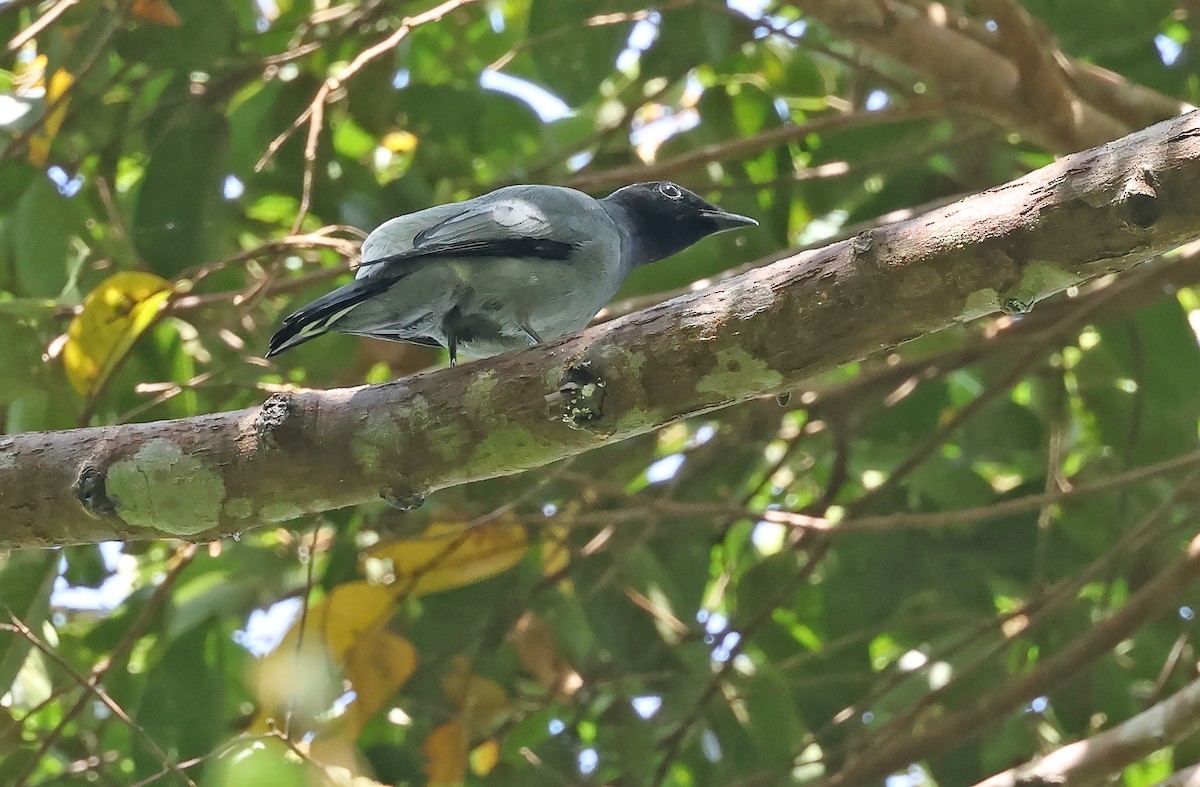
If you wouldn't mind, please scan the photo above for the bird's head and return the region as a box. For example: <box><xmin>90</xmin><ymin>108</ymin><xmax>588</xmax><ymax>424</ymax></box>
<box><xmin>602</xmin><ymin>181</ymin><xmax>758</xmax><ymax>266</ymax></box>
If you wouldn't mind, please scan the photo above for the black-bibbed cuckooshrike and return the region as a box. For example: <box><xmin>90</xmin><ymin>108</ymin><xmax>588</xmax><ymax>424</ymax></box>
<box><xmin>266</xmin><ymin>181</ymin><xmax>757</xmax><ymax>366</ymax></box>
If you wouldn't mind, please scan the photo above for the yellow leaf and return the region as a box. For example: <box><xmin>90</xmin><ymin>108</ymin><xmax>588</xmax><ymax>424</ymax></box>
<box><xmin>131</xmin><ymin>0</ymin><xmax>182</xmax><ymax>25</ymax></box>
<box><xmin>423</xmin><ymin>721</ymin><xmax>468</xmax><ymax>787</ymax></box>
<box><xmin>469</xmin><ymin>740</ymin><xmax>499</xmax><ymax>776</ymax></box>
<box><xmin>315</xmin><ymin>581</ymin><xmax>398</xmax><ymax>661</ymax></box>
<box><xmin>251</xmin><ymin>581</ymin><xmax>400</xmax><ymax>733</ymax></box>
<box><xmin>441</xmin><ymin>656</ymin><xmax>509</xmax><ymax>736</ymax></box>
<box><xmin>28</xmin><ymin>68</ymin><xmax>73</xmax><ymax>167</ymax></box>
<box><xmin>381</xmin><ymin>130</ymin><xmax>418</xmax><ymax>153</ymax></box>
<box><xmin>542</xmin><ymin>523</ymin><xmax>571</xmax><ymax>578</ymax></box>
<box><xmin>250</xmin><ymin>639</ymin><xmax>340</xmax><ymax>733</ymax></box>
<box><xmin>343</xmin><ymin>628</ymin><xmax>416</xmax><ymax>732</ymax></box>
<box><xmin>509</xmin><ymin>612</ymin><xmax>582</xmax><ymax>701</ymax></box>
<box><xmin>62</xmin><ymin>271</ymin><xmax>172</xmax><ymax>394</ymax></box>
<box><xmin>367</xmin><ymin>519</ymin><xmax>527</xmax><ymax>596</ymax></box>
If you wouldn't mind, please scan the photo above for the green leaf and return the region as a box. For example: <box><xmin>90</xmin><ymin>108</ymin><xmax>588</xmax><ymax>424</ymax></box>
<box><xmin>133</xmin><ymin>104</ymin><xmax>228</xmax><ymax>276</ymax></box>
<box><xmin>13</xmin><ymin>177</ymin><xmax>70</xmax><ymax>297</ymax></box>
<box><xmin>133</xmin><ymin>619</ymin><xmax>225</xmax><ymax>780</ymax></box>
<box><xmin>525</xmin><ymin>0</ymin><xmax>631</xmax><ymax>105</ymax></box>
<box><xmin>118</xmin><ymin>0</ymin><xmax>237</xmax><ymax>71</ymax></box>
<box><xmin>740</xmin><ymin>667</ymin><xmax>805</xmax><ymax>765</ymax></box>
<box><xmin>0</xmin><ymin>553</ymin><xmax>57</xmax><ymax>696</ymax></box>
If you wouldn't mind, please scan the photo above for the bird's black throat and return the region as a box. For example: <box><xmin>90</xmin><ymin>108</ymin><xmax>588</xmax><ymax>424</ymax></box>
<box><xmin>601</xmin><ymin>183</ymin><xmax>724</xmax><ymax>266</ymax></box>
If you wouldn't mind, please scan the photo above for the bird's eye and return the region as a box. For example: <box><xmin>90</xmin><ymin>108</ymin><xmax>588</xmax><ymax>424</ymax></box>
<box><xmin>658</xmin><ymin>183</ymin><xmax>682</xmax><ymax>199</ymax></box>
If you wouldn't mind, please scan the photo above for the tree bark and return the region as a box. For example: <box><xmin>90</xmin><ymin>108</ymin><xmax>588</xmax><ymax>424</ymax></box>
<box><xmin>785</xmin><ymin>0</ymin><xmax>1192</xmax><ymax>152</ymax></box>
<box><xmin>3</xmin><ymin>111</ymin><xmax>1200</xmax><ymax>548</ymax></box>
<box><xmin>973</xmin><ymin>673</ymin><xmax>1200</xmax><ymax>786</ymax></box>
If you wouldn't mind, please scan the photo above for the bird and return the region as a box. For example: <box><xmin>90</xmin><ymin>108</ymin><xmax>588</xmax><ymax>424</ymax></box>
<box><xmin>265</xmin><ymin>181</ymin><xmax>758</xmax><ymax>367</ymax></box>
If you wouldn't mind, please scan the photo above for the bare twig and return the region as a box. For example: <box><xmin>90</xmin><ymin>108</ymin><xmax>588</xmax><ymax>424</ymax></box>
<box><xmin>252</xmin><ymin>0</ymin><xmax>484</xmax><ymax>230</ymax></box>
<box><xmin>7</xmin><ymin>0</ymin><xmax>79</xmax><ymax>51</ymax></box>
<box><xmin>566</xmin><ymin>102</ymin><xmax>949</xmax><ymax>190</ymax></box>
<box><xmin>4</xmin><ymin>613</ymin><xmax>196</xmax><ymax>787</ymax></box>
<box><xmin>821</xmin><ymin>529</ymin><xmax>1200</xmax><ymax>785</ymax></box>
<box><xmin>12</xmin><ymin>545</ymin><xmax>198</xmax><ymax>785</ymax></box>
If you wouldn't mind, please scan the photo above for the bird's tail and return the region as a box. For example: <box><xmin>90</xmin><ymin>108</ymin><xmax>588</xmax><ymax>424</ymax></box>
<box><xmin>266</xmin><ymin>276</ymin><xmax>392</xmax><ymax>357</ymax></box>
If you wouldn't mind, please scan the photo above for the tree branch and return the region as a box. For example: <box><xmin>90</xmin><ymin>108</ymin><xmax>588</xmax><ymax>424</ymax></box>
<box><xmin>784</xmin><ymin>0</ymin><xmax>1191</xmax><ymax>152</ymax></box>
<box><xmin>973</xmin><ymin>671</ymin><xmax>1200</xmax><ymax>786</ymax></box>
<box><xmin>1159</xmin><ymin>761</ymin><xmax>1200</xmax><ymax>786</ymax></box>
<box><xmin>822</xmin><ymin>528</ymin><xmax>1200</xmax><ymax>786</ymax></box>
<box><xmin>3</xmin><ymin>111</ymin><xmax>1200</xmax><ymax>547</ymax></box>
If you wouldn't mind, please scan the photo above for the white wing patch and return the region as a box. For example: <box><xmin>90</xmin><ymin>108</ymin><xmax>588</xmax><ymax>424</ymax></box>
<box><xmin>414</xmin><ymin>199</ymin><xmax>552</xmax><ymax>248</ymax></box>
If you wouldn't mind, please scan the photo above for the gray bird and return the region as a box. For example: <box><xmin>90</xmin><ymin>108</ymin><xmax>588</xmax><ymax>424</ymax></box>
<box><xmin>266</xmin><ymin>181</ymin><xmax>757</xmax><ymax>366</ymax></box>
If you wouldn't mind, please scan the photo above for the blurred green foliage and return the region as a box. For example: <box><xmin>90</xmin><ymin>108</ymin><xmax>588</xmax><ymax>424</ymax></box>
<box><xmin>1</xmin><ymin>0</ymin><xmax>1199</xmax><ymax>785</ymax></box>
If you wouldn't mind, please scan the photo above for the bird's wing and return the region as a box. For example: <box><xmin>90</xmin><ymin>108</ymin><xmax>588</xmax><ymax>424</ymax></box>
<box><xmin>356</xmin><ymin>192</ymin><xmax>590</xmax><ymax>280</ymax></box>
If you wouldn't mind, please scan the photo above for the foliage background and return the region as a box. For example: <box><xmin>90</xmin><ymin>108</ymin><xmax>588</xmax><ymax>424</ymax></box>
<box><xmin>1</xmin><ymin>0</ymin><xmax>1200</xmax><ymax>785</ymax></box>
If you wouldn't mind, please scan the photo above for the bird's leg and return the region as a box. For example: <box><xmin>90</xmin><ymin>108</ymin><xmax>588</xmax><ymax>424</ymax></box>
<box><xmin>447</xmin><ymin>331</ymin><xmax>458</xmax><ymax>368</ymax></box>
<box><xmin>519</xmin><ymin>319</ymin><xmax>542</xmax><ymax>346</ymax></box>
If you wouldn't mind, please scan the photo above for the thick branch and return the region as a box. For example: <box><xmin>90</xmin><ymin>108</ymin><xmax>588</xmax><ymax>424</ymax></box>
<box><xmin>785</xmin><ymin>0</ymin><xmax>1191</xmax><ymax>152</ymax></box>
<box><xmin>3</xmin><ymin>111</ymin><xmax>1200</xmax><ymax>547</ymax></box>
<box><xmin>1160</xmin><ymin>762</ymin><xmax>1200</xmax><ymax>786</ymax></box>
<box><xmin>973</xmin><ymin>672</ymin><xmax>1200</xmax><ymax>786</ymax></box>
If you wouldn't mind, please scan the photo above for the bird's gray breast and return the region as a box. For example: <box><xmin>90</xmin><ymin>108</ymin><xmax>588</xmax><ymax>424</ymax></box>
<box><xmin>444</xmin><ymin>240</ymin><xmax>622</xmax><ymax>357</ymax></box>
<box><xmin>345</xmin><ymin>188</ymin><xmax>626</xmax><ymax>358</ymax></box>
<box><xmin>338</xmin><ymin>241</ymin><xmax>623</xmax><ymax>358</ymax></box>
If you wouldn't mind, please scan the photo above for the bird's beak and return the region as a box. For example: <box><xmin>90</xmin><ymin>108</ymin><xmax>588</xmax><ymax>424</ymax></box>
<box><xmin>702</xmin><ymin>208</ymin><xmax>759</xmax><ymax>232</ymax></box>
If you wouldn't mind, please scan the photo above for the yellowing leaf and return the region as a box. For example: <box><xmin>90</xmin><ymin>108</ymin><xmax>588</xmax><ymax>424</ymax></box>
<box><xmin>251</xmin><ymin>581</ymin><xmax>403</xmax><ymax>734</ymax></box>
<box><xmin>542</xmin><ymin>523</ymin><xmax>571</xmax><ymax>578</ymax></box>
<box><xmin>315</xmin><ymin>581</ymin><xmax>398</xmax><ymax>661</ymax></box>
<box><xmin>250</xmin><ymin>639</ymin><xmax>340</xmax><ymax>733</ymax></box>
<box><xmin>469</xmin><ymin>740</ymin><xmax>500</xmax><ymax>777</ymax></box>
<box><xmin>62</xmin><ymin>271</ymin><xmax>172</xmax><ymax>394</ymax></box>
<box><xmin>343</xmin><ymin>628</ymin><xmax>416</xmax><ymax>732</ymax></box>
<box><xmin>423</xmin><ymin>721</ymin><xmax>468</xmax><ymax>787</ymax></box>
<box><xmin>381</xmin><ymin>130</ymin><xmax>418</xmax><ymax>153</ymax></box>
<box><xmin>510</xmin><ymin>612</ymin><xmax>582</xmax><ymax>701</ymax></box>
<box><xmin>28</xmin><ymin>68</ymin><xmax>73</xmax><ymax>167</ymax></box>
<box><xmin>131</xmin><ymin>0</ymin><xmax>182</xmax><ymax>25</ymax></box>
<box><xmin>368</xmin><ymin>519</ymin><xmax>527</xmax><ymax>596</ymax></box>
<box><xmin>441</xmin><ymin>656</ymin><xmax>509</xmax><ymax>736</ymax></box>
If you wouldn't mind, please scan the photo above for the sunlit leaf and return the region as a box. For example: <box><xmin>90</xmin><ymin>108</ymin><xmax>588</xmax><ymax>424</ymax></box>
<box><xmin>0</xmin><ymin>553</ymin><xmax>56</xmax><ymax>704</ymax></box>
<box><xmin>469</xmin><ymin>740</ymin><xmax>500</xmax><ymax>777</ymax></box>
<box><xmin>253</xmin><ymin>581</ymin><xmax>399</xmax><ymax>732</ymax></box>
<box><xmin>381</xmin><ymin>130</ymin><xmax>418</xmax><ymax>153</ymax></box>
<box><xmin>315</xmin><ymin>581</ymin><xmax>398</xmax><ymax>660</ymax></box>
<box><xmin>27</xmin><ymin>69</ymin><xmax>72</xmax><ymax>167</ymax></box>
<box><xmin>367</xmin><ymin>518</ymin><xmax>527</xmax><ymax>596</ymax></box>
<box><xmin>62</xmin><ymin>271</ymin><xmax>172</xmax><ymax>394</ymax></box>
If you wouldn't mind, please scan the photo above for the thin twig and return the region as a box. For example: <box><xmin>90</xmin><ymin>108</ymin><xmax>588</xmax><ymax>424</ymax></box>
<box><xmin>252</xmin><ymin>0</ymin><xmax>484</xmax><ymax>230</ymax></box>
<box><xmin>13</xmin><ymin>545</ymin><xmax>197</xmax><ymax>786</ymax></box>
<box><xmin>3</xmin><ymin>614</ymin><xmax>196</xmax><ymax>787</ymax></box>
<box><xmin>7</xmin><ymin>0</ymin><xmax>79</xmax><ymax>51</ymax></box>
